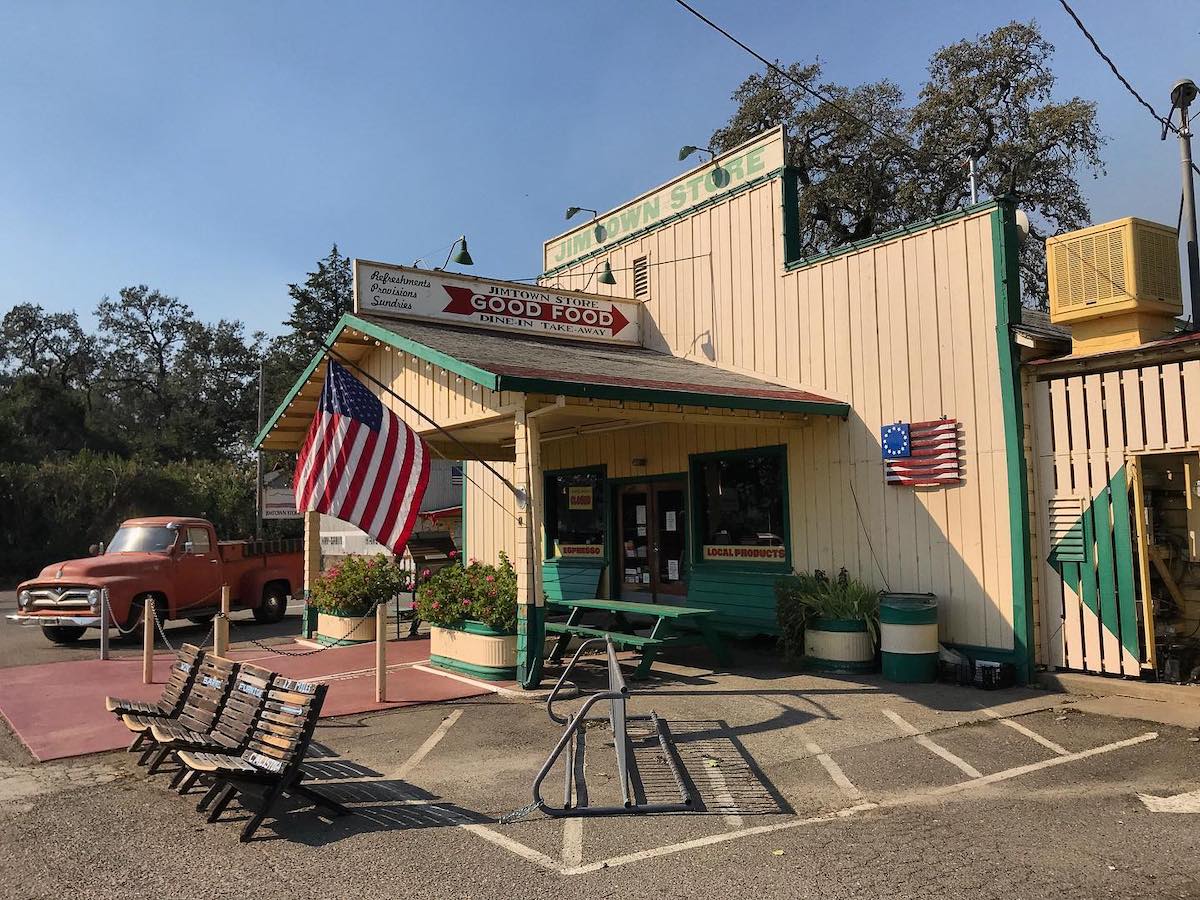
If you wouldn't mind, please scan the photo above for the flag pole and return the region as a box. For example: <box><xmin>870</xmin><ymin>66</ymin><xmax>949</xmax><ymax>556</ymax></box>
<box><xmin>315</xmin><ymin>339</ymin><xmax>528</xmax><ymax>508</ymax></box>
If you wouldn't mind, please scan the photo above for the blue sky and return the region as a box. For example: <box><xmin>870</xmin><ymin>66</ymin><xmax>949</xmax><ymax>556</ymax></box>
<box><xmin>1</xmin><ymin>1</ymin><xmax>1196</xmax><ymax>335</ymax></box>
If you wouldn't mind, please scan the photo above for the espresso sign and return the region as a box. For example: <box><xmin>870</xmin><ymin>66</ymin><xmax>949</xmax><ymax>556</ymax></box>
<box><xmin>557</xmin><ymin>543</ymin><xmax>604</xmax><ymax>559</ymax></box>
<box><xmin>354</xmin><ymin>260</ymin><xmax>640</xmax><ymax>346</ymax></box>
<box><xmin>702</xmin><ymin>545</ymin><xmax>786</xmax><ymax>562</ymax></box>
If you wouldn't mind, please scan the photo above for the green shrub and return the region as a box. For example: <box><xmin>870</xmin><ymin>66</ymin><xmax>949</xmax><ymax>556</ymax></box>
<box><xmin>776</xmin><ymin>568</ymin><xmax>880</xmax><ymax>659</ymax></box>
<box><xmin>308</xmin><ymin>553</ymin><xmax>410</xmax><ymax>617</ymax></box>
<box><xmin>414</xmin><ymin>551</ymin><xmax>517</xmax><ymax>633</ymax></box>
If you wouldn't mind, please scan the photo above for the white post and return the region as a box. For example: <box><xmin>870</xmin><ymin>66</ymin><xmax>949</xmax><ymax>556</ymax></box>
<box><xmin>98</xmin><ymin>589</ymin><xmax>109</xmax><ymax>661</ymax></box>
<box><xmin>142</xmin><ymin>599</ymin><xmax>154</xmax><ymax>685</ymax></box>
<box><xmin>375</xmin><ymin>601</ymin><xmax>387</xmax><ymax>702</ymax></box>
<box><xmin>214</xmin><ymin>584</ymin><xmax>230</xmax><ymax>657</ymax></box>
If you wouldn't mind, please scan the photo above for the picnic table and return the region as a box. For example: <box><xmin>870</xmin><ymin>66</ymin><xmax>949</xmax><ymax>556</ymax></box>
<box><xmin>545</xmin><ymin>598</ymin><xmax>730</xmax><ymax>679</ymax></box>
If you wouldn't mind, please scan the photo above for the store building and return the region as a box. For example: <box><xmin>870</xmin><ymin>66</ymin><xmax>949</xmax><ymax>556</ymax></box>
<box><xmin>256</xmin><ymin>125</ymin><xmax>1194</xmax><ymax>688</ymax></box>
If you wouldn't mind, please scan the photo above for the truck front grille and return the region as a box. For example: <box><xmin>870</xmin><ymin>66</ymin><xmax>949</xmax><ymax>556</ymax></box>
<box><xmin>29</xmin><ymin>588</ymin><xmax>92</xmax><ymax>609</ymax></box>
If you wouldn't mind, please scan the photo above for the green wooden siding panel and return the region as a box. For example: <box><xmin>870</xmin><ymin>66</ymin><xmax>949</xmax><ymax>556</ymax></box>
<box><xmin>1092</xmin><ymin>485</ymin><xmax>1120</xmax><ymax>648</ymax></box>
<box><xmin>1110</xmin><ymin>467</ymin><xmax>1141</xmax><ymax>658</ymax></box>
<box><xmin>686</xmin><ymin>567</ymin><xmax>780</xmax><ymax>634</ymax></box>
<box><xmin>1079</xmin><ymin>508</ymin><xmax>1100</xmax><ymax>617</ymax></box>
<box><xmin>542</xmin><ymin>562</ymin><xmax>604</xmax><ymax>603</ymax></box>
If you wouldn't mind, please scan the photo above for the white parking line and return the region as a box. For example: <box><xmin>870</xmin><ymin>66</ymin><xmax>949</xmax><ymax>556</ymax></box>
<box><xmin>557</xmin><ymin>731</ymin><xmax>1157</xmax><ymax>876</ymax></box>
<box><xmin>882</xmin><ymin>709</ymin><xmax>983</xmax><ymax>778</ymax></box>
<box><xmin>700</xmin><ymin>757</ymin><xmax>745</xmax><ymax>828</ymax></box>
<box><xmin>980</xmin><ymin>707</ymin><xmax>1070</xmax><ymax>756</ymax></box>
<box><xmin>562</xmin><ymin>817</ymin><xmax>583</xmax><ymax>866</ymax></box>
<box><xmin>804</xmin><ymin>741</ymin><xmax>863</xmax><ymax>801</ymax></box>
<box><xmin>391</xmin><ymin>709</ymin><xmax>463</xmax><ymax>780</ymax></box>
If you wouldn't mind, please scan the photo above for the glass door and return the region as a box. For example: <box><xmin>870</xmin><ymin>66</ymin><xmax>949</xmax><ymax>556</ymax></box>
<box><xmin>616</xmin><ymin>481</ymin><xmax>688</xmax><ymax>603</ymax></box>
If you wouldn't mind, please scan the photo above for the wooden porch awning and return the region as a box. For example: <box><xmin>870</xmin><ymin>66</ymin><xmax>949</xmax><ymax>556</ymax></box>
<box><xmin>255</xmin><ymin>313</ymin><xmax>848</xmax><ymax>451</ymax></box>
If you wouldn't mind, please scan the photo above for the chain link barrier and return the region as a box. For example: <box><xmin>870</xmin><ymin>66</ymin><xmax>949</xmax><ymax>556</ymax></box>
<box><xmin>496</xmin><ymin>799</ymin><xmax>546</xmax><ymax>825</ymax></box>
<box><xmin>225</xmin><ymin>599</ymin><xmax>386</xmax><ymax>658</ymax></box>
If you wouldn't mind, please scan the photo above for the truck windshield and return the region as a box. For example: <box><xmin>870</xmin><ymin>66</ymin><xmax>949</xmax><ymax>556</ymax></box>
<box><xmin>106</xmin><ymin>526</ymin><xmax>177</xmax><ymax>553</ymax></box>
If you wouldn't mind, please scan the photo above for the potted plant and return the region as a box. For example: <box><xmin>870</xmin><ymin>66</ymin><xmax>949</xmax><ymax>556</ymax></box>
<box><xmin>776</xmin><ymin>568</ymin><xmax>880</xmax><ymax>673</ymax></box>
<box><xmin>416</xmin><ymin>552</ymin><xmax>518</xmax><ymax>681</ymax></box>
<box><xmin>309</xmin><ymin>554</ymin><xmax>410</xmax><ymax>647</ymax></box>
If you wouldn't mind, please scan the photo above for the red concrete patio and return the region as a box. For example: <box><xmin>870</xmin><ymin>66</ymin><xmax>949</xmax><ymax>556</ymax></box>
<box><xmin>0</xmin><ymin>637</ymin><xmax>498</xmax><ymax>762</ymax></box>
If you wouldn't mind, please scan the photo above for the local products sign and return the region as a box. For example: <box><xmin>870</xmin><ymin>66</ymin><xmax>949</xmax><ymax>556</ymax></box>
<box><xmin>354</xmin><ymin>261</ymin><xmax>640</xmax><ymax>346</ymax></box>
<box><xmin>702</xmin><ymin>545</ymin><xmax>786</xmax><ymax>562</ymax></box>
<box><xmin>543</xmin><ymin>126</ymin><xmax>786</xmax><ymax>272</ymax></box>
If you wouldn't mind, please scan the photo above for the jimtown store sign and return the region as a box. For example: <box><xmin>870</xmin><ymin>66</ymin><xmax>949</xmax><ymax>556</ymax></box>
<box><xmin>354</xmin><ymin>261</ymin><xmax>641</xmax><ymax>346</ymax></box>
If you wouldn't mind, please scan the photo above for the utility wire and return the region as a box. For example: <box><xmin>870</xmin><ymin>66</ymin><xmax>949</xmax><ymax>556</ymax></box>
<box><xmin>670</xmin><ymin>0</ymin><xmax>929</xmax><ymax>165</ymax></box>
<box><xmin>1055</xmin><ymin>0</ymin><xmax>1178</xmax><ymax>136</ymax></box>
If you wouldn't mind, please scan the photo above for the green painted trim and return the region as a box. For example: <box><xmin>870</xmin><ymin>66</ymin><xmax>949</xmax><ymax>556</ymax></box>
<box><xmin>990</xmin><ymin>201</ymin><xmax>1035</xmax><ymax>685</ymax></box>
<box><xmin>689</xmin><ymin>444</ymin><xmax>792</xmax><ymax>570</ymax></box>
<box><xmin>316</xmin><ymin>633</ymin><xmax>372</xmax><ymax>647</ymax></box>
<box><xmin>429</xmin><ymin>655</ymin><xmax>516</xmax><ymax>682</ymax></box>
<box><xmin>516</xmin><ymin>603</ymin><xmax>545</xmax><ymax>688</ymax></box>
<box><xmin>880</xmin><ymin>601</ymin><xmax>938</xmax><ymax>625</ymax></box>
<box><xmin>541</xmin><ymin>168</ymin><xmax>786</xmax><ymax>278</ymax></box>
<box><xmin>780</xmin><ymin>168</ymin><xmax>802</xmax><ymax>263</ymax></box>
<box><xmin>1110</xmin><ymin>467</ymin><xmax>1141</xmax><ymax>658</ymax></box>
<box><xmin>786</xmin><ymin>200</ymin><xmax>1001</xmax><ymax>273</ymax></box>
<box><xmin>437</xmin><ymin>619</ymin><xmax>516</xmax><ymax>637</ymax></box>
<box><xmin>882</xmin><ymin>652</ymin><xmax>938</xmax><ymax>683</ymax></box>
<box><xmin>811</xmin><ymin>617</ymin><xmax>868</xmax><ymax>633</ymax></box>
<box><xmin>253</xmin><ymin>312</ymin><xmax>500</xmax><ymax>449</ymax></box>
<box><xmin>496</xmin><ymin>374</ymin><xmax>849</xmax><ymax>417</ymax></box>
<box><xmin>804</xmin><ymin>657</ymin><xmax>876</xmax><ymax>674</ymax></box>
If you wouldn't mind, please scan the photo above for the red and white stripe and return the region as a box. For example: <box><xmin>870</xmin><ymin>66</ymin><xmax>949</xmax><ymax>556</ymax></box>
<box><xmin>886</xmin><ymin>419</ymin><xmax>962</xmax><ymax>486</ymax></box>
<box><xmin>295</xmin><ymin>402</ymin><xmax>430</xmax><ymax>554</ymax></box>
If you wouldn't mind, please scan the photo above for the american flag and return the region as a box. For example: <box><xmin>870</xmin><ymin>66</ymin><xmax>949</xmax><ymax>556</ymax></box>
<box><xmin>295</xmin><ymin>360</ymin><xmax>431</xmax><ymax>554</ymax></box>
<box><xmin>881</xmin><ymin>418</ymin><xmax>961</xmax><ymax>486</ymax></box>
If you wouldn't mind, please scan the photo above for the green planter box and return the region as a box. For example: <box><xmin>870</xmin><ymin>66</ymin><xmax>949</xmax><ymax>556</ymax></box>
<box><xmin>429</xmin><ymin>620</ymin><xmax>518</xmax><ymax>681</ymax></box>
<box><xmin>804</xmin><ymin>616</ymin><xmax>876</xmax><ymax>673</ymax></box>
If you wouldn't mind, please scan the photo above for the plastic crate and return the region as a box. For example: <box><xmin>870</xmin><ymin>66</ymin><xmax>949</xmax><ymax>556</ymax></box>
<box><xmin>938</xmin><ymin>660</ymin><xmax>974</xmax><ymax>686</ymax></box>
<box><xmin>974</xmin><ymin>661</ymin><xmax>1016</xmax><ymax>690</ymax></box>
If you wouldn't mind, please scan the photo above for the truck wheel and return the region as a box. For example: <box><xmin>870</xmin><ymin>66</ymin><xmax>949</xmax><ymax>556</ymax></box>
<box><xmin>42</xmin><ymin>625</ymin><xmax>86</xmax><ymax>644</ymax></box>
<box><xmin>253</xmin><ymin>586</ymin><xmax>287</xmax><ymax>624</ymax></box>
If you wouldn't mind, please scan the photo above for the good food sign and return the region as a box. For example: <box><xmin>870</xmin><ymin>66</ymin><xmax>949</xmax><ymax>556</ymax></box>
<box><xmin>354</xmin><ymin>261</ymin><xmax>640</xmax><ymax>346</ymax></box>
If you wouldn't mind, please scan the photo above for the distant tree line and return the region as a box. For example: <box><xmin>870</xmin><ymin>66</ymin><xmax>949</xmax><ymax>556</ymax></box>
<box><xmin>0</xmin><ymin>246</ymin><xmax>351</xmax><ymax>577</ymax></box>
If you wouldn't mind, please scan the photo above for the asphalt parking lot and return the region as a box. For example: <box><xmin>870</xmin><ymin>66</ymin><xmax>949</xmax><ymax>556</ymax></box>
<box><xmin>3</xmin><ymin>639</ymin><xmax>1200</xmax><ymax>900</ymax></box>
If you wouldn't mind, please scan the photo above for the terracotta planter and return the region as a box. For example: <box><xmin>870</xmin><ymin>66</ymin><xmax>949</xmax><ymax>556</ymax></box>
<box><xmin>804</xmin><ymin>616</ymin><xmax>876</xmax><ymax>673</ymax></box>
<box><xmin>316</xmin><ymin>609</ymin><xmax>377</xmax><ymax>646</ymax></box>
<box><xmin>429</xmin><ymin>620</ymin><xmax>517</xmax><ymax>681</ymax></box>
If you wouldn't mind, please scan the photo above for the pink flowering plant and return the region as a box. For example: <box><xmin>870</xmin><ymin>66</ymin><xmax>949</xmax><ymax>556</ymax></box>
<box><xmin>415</xmin><ymin>551</ymin><xmax>517</xmax><ymax>632</ymax></box>
<box><xmin>309</xmin><ymin>553</ymin><xmax>410</xmax><ymax>617</ymax></box>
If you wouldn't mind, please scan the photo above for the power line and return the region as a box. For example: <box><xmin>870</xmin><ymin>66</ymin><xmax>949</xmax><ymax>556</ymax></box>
<box><xmin>1055</xmin><ymin>0</ymin><xmax>1178</xmax><ymax>136</ymax></box>
<box><xmin>670</xmin><ymin>0</ymin><xmax>928</xmax><ymax>165</ymax></box>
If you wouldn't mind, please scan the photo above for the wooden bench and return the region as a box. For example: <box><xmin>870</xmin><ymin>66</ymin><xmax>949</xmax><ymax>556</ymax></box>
<box><xmin>546</xmin><ymin>598</ymin><xmax>729</xmax><ymax>679</ymax></box>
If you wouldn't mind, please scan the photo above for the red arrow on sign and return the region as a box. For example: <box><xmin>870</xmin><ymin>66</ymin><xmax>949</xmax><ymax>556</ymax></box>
<box><xmin>441</xmin><ymin>285</ymin><xmax>631</xmax><ymax>335</ymax></box>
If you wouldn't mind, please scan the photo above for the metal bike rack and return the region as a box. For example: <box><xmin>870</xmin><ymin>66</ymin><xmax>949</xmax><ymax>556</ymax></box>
<box><xmin>532</xmin><ymin>637</ymin><xmax>693</xmax><ymax>817</ymax></box>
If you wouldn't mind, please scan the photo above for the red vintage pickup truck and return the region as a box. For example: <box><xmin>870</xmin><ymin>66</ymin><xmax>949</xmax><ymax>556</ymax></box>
<box><xmin>9</xmin><ymin>516</ymin><xmax>304</xmax><ymax>645</ymax></box>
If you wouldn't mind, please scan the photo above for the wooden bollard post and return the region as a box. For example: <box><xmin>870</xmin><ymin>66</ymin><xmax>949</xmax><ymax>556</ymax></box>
<box><xmin>214</xmin><ymin>585</ymin><xmax>231</xmax><ymax>656</ymax></box>
<box><xmin>375</xmin><ymin>602</ymin><xmax>387</xmax><ymax>703</ymax></box>
<box><xmin>142</xmin><ymin>598</ymin><xmax>154</xmax><ymax>684</ymax></box>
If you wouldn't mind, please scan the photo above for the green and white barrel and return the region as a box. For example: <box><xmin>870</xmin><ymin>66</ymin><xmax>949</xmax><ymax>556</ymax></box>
<box><xmin>804</xmin><ymin>617</ymin><xmax>875</xmax><ymax>673</ymax></box>
<box><xmin>880</xmin><ymin>594</ymin><xmax>939</xmax><ymax>683</ymax></box>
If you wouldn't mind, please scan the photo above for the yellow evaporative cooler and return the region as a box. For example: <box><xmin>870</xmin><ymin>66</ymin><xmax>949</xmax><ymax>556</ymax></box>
<box><xmin>1046</xmin><ymin>216</ymin><xmax>1183</xmax><ymax>355</ymax></box>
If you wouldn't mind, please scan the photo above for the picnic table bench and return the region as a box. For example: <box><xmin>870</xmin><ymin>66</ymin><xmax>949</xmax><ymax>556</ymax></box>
<box><xmin>545</xmin><ymin>598</ymin><xmax>729</xmax><ymax>679</ymax></box>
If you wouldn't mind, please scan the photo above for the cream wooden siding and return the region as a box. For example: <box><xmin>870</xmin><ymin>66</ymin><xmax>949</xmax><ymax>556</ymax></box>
<box><xmin>463</xmin><ymin>460</ymin><xmax>518</xmax><ymax>564</ymax></box>
<box><xmin>1032</xmin><ymin>359</ymin><xmax>1200</xmax><ymax>675</ymax></box>
<box><xmin>546</xmin><ymin>194</ymin><xmax>1013</xmax><ymax>650</ymax></box>
<box><xmin>358</xmin><ymin>345</ymin><xmax>515</xmax><ymax>433</ymax></box>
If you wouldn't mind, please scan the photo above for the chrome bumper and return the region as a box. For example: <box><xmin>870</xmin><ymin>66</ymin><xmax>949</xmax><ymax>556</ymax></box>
<box><xmin>6</xmin><ymin>613</ymin><xmax>102</xmax><ymax>628</ymax></box>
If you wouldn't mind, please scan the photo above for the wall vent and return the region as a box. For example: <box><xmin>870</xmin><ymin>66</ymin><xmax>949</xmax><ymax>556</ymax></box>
<box><xmin>632</xmin><ymin>256</ymin><xmax>650</xmax><ymax>299</ymax></box>
<box><xmin>1048</xmin><ymin>496</ymin><xmax>1087</xmax><ymax>563</ymax></box>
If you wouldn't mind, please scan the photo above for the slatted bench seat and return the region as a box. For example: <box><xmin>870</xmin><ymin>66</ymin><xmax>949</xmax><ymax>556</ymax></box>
<box><xmin>104</xmin><ymin>644</ymin><xmax>204</xmax><ymax>723</ymax></box>
<box><xmin>543</xmin><ymin>622</ymin><xmax>662</xmax><ymax>649</ymax></box>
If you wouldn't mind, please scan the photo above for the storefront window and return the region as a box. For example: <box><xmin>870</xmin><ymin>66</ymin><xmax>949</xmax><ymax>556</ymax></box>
<box><xmin>545</xmin><ymin>470</ymin><xmax>606</xmax><ymax>560</ymax></box>
<box><xmin>695</xmin><ymin>449</ymin><xmax>787</xmax><ymax>564</ymax></box>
